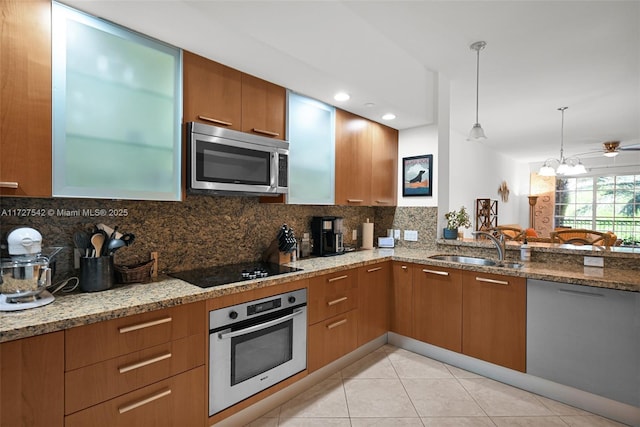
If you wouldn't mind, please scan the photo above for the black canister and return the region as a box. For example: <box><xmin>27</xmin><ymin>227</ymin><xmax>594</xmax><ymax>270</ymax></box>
<box><xmin>79</xmin><ymin>256</ymin><xmax>114</xmax><ymax>292</ymax></box>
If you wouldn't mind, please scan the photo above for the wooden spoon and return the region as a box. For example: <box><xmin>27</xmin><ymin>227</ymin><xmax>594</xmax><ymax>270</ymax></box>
<box><xmin>91</xmin><ymin>233</ymin><xmax>105</xmax><ymax>258</ymax></box>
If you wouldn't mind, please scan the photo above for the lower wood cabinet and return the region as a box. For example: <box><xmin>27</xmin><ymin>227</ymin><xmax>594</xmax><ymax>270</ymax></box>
<box><xmin>357</xmin><ymin>262</ymin><xmax>390</xmax><ymax>346</ymax></box>
<box><xmin>0</xmin><ymin>332</ymin><xmax>64</xmax><ymax>427</ymax></box>
<box><xmin>413</xmin><ymin>265</ymin><xmax>462</xmax><ymax>352</ymax></box>
<box><xmin>391</xmin><ymin>262</ymin><xmax>413</xmax><ymax>337</ymax></box>
<box><xmin>65</xmin><ymin>365</ymin><xmax>204</xmax><ymax>427</ymax></box>
<box><xmin>307</xmin><ymin>309</ymin><xmax>358</xmax><ymax>372</ymax></box>
<box><xmin>462</xmin><ymin>270</ymin><xmax>526</xmax><ymax>372</ymax></box>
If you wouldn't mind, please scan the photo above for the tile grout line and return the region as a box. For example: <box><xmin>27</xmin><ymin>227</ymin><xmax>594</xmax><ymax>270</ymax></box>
<box><xmin>383</xmin><ymin>346</ymin><xmax>428</xmax><ymax>427</ymax></box>
<box><xmin>445</xmin><ymin>364</ymin><xmax>497</xmax><ymax>426</ymax></box>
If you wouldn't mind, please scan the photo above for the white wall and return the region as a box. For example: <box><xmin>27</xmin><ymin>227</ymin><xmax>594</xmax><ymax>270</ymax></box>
<box><xmin>448</xmin><ymin>129</ymin><xmax>530</xmax><ymax>237</ymax></box>
<box><xmin>397</xmin><ymin>125</ymin><xmax>439</xmax><ymax>207</ymax></box>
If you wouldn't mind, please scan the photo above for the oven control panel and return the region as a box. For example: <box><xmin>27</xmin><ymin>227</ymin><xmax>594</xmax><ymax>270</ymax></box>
<box><xmin>209</xmin><ymin>288</ymin><xmax>307</xmax><ymax>329</ymax></box>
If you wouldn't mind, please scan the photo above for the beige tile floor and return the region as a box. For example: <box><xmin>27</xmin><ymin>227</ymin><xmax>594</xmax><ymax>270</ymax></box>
<box><xmin>245</xmin><ymin>345</ymin><xmax>628</xmax><ymax>427</ymax></box>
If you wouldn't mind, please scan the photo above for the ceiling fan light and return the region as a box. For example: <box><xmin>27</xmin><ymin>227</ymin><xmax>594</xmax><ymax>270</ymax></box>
<box><xmin>603</xmin><ymin>151</ymin><xmax>619</xmax><ymax>158</ymax></box>
<box><xmin>468</xmin><ymin>123</ymin><xmax>486</xmax><ymax>140</ymax></box>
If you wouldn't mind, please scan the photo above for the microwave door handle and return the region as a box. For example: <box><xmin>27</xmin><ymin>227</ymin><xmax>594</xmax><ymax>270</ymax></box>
<box><xmin>218</xmin><ymin>308</ymin><xmax>304</xmax><ymax>340</ymax></box>
<box><xmin>270</xmin><ymin>152</ymin><xmax>277</xmax><ymax>189</ymax></box>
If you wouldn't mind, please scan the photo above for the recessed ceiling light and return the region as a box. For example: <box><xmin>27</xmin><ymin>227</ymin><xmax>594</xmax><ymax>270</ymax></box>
<box><xmin>382</xmin><ymin>113</ymin><xmax>396</xmax><ymax>121</ymax></box>
<box><xmin>334</xmin><ymin>92</ymin><xmax>350</xmax><ymax>102</ymax></box>
<box><xmin>364</xmin><ymin>102</ymin><xmax>375</xmax><ymax>108</ymax></box>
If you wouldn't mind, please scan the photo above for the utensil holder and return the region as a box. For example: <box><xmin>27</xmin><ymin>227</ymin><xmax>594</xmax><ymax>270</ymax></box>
<box><xmin>80</xmin><ymin>256</ymin><xmax>114</xmax><ymax>292</ymax></box>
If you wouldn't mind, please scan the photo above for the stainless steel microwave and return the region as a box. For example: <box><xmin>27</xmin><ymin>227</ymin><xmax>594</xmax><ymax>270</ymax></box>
<box><xmin>187</xmin><ymin>122</ymin><xmax>288</xmax><ymax>197</ymax></box>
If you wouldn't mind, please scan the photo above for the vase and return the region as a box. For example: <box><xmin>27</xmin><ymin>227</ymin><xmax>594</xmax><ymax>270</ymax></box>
<box><xmin>443</xmin><ymin>228</ymin><xmax>458</xmax><ymax>239</ymax></box>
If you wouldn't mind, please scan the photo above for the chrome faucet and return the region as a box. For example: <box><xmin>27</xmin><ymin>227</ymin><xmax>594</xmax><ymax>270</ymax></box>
<box><xmin>472</xmin><ymin>231</ymin><xmax>505</xmax><ymax>261</ymax></box>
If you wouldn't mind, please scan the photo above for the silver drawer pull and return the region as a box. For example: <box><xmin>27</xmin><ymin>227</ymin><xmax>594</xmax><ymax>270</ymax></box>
<box><xmin>558</xmin><ymin>289</ymin><xmax>604</xmax><ymax>298</ymax></box>
<box><xmin>401</xmin><ymin>265</ymin><xmax>408</xmax><ymax>270</ymax></box>
<box><xmin>326</xmin><ymin>319</ymin><xmax>348</xmax><ymax>329</ymax></box>
<box><xmin>375</xmin><ymin>200</ymin><xmax>390</xmax><ymax>204</ymax></box>
<box><xmin>118</xmin><ymin>352</ymin><xmax>172</xmax><ymax>374</ymax></box>
<box><xmin>367</xmin><ymin>267</ymin><xmax>383</xmax><ymax>273</ymax></box>
<box><xmin>328</xmin><ymin>275</ymin><xmax>349</xmax><ymax>283</ymax></box>
<box><xmin>422</xmin><ymin>269</ymin><xmax>449</xmax><ymax>276</ymax></box>
<box><xmin>327</xmin><ymin>296</ymin><xmax>348</xmax><ymax>306</ymax></box>
<box><xmin>475</xmin><ymin>277</ymin><xmax>509</xmax><ymax>285</ymax></box>
<box><xmin>0</xmin><ymin>182</ymin><xmax>18</xmax><ymax>189</ymax></box>
<box><xmin>347</xmin><ymin>199</ymin><xmax>363</xmax><ymax>203</ymax></box>
<box><xmin>198</xmin><ymin>115</ymin><xmax>232</xmax><ymax>126</ymax></box>
<box><xmin>118</xmin><ymin>388</ymin><xmax>171</xmax><ymax>414</ymax></box>
<box><xmin>252</xmin><ymin>128</ymin><xmax>280</xmax><ymax>137</ymax></box>
<box><xmin>119</xmin><ymin>317</ymin><xmax>172</xmax><ymax>334</ymax></box>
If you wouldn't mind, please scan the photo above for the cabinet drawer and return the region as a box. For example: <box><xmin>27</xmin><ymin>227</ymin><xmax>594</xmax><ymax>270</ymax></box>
<box><xmin>308</xmin><ymin>269</ymin><xmax>358</xmax><ymax>324</ymax></box>
<box><xmin>65</xmin><ymin>301</ymin><xmax>205</xmax><ymax>370</ymax></box>
<box><xmin>307</xmin><ymin>309</ymin><xmax>358</xmax><ymax>373</ymax></box>
<box><xmin>65</xmin><ymin>334</ymin><xmax>205</xmax><ymax>414</ymax></box>
<box><xmin>65</xmin><ymin>365</ymin><xmax>205</xmax><ymax>427</ymax></box>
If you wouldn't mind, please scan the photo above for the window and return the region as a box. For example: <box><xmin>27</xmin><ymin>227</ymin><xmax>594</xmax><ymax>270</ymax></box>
<box><xmin>555</xmin><ymin>174</ymin><xmax>640</xmax><ymax>245</ymax></box>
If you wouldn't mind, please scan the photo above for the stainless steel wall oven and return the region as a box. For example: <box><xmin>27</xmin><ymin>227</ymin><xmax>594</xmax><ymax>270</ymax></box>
<box><xmin>208</xmin><ymin>288</ymin><xmax>307</xmax><ymax>415</ymax></box>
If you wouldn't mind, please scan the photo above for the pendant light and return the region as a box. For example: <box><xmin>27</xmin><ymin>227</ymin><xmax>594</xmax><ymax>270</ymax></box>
<box><xmin>538</xmin><ymin>107</ymin><xmax>587</xmax><ymax>177</ymax></box>
<box><xmin>468</xmin><ymin>41</ymin><xmax>487</xmax><ymax>141</ymax></box>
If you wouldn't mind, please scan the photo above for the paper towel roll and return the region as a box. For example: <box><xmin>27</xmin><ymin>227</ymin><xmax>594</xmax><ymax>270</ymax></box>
<box><xmin>362</xmin><ymin>220</ymin><xmax>374</xmax><ymax>250</ymax></box>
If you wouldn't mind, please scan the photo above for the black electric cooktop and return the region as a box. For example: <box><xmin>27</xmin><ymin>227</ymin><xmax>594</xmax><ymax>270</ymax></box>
<box><xmin>169</xmin><ymin>262</ymin><xmax>303</xmax><ymax>289</ymax></box>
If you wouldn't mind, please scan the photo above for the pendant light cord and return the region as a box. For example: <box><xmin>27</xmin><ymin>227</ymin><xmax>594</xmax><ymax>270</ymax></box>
<box><xmin>558</xmin><ymin>106</ymin><xmax>567</xmax><ymax>161</ymax></box>
<box><xmin>475</xmin><ymin>47</ymin><xmax>480</xmax><ymax>124</ymax></box>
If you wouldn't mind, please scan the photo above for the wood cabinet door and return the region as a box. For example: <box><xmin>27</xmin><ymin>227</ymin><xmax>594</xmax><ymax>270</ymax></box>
<box><xmin>183</xmin><ymin>51</ymin><xmax>242</xmax><ymax>131</ymax></box>
<box><xmin>307</xmin><ymin>309</ymin><xmax>358</xmax><ymax>373</ymax></box>
<box><xmin>241</xmin><ymin>73</ymin><xmax>286</xmax><ymax>140</ymax></box>
<box><xmin>0</xmin><ymin>332</ymin><xmax>64</xmax><ymax>427</ymax></box>
<box><xmin>391</xmin><ymin>262</ymin><xmax>414</xmax><ymax>337</ymax></box>
<box><xmin>370</xmin><ymin>122</ymin><xmax>398</xmax><ymax>206</ymax></box>
<box><xmin>357</xmin><ymin>262</ymin><xmax>390</xmax><ymax>346</ymax></box>
<box><xmin>0</xmin><ymin>0</ymin><xmax>52</xmax><ymax>197</ymax></box>
<box><xmin>462</xmin><ymin>271</ymin><xmax>526</xmax><ymax>372</ymax></box>
<box><xmin>413</xmin><ymin>265</ymin><xmax>462</xmax><ymax>352</ymax></box>
<box><xmin>335</xmin><ymin>109</ymin><xmax>372</xmax><ymax>206</ymax></box>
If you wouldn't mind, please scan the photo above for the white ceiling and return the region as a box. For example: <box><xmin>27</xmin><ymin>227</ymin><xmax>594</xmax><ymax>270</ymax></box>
<box><xmin>62</xmin><ymin>0</ymin><xmax>640</xmax><ymax>165</ymax></box>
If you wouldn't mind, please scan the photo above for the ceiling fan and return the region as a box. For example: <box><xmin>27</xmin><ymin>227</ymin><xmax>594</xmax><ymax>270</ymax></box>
<box><xmin>601</xmin><ymin>141</ymin><xmax>640</xmax><ymax>157</ymax></box>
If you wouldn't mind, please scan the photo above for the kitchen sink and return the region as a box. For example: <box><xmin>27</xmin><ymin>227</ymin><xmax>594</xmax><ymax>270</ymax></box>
<box><xmin>428</xmin><ymin>255</ymin><xmax>523</xmax><ymax>269</ymax></box>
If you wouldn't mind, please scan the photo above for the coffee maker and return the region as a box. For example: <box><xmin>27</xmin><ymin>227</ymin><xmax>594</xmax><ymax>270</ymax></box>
<box><xmin>311</xmin><ymin>216</ymin><xmax>344</xmax><ymax>256</ymax></box>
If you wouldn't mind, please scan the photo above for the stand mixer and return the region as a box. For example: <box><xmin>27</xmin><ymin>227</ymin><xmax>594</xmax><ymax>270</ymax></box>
<box><xmin>0</xmin><ymin>227</ymin><xmax>61</xmax><ymax>311</ymax></box>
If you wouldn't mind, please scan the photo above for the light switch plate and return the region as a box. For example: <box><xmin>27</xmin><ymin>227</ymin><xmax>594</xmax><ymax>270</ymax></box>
<box><xmin>584</xmin><ymin>256</ymin><xmax>604</xmax><ymax>267</ymax></box>
<box><xmin>404</xmin><ymin>230</ymin><xmax>418</xmax><ymax>241</ymax></box>
<box><xmin>394</xmin><ymin>229</ymin><xmax>401</xmax><ymax>239</ymax></box>
<box><xmin>352</xmin><ymin>229</ymin><xmax>357</xmax><ymax>241</ymax></box>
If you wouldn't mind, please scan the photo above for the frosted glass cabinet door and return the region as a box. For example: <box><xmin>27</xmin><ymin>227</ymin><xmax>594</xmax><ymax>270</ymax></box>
<box><xmin>287</xmin><ymin>92</ymin><xmax>335</xmax><ymax>205</ymax></box>
<box><xmin>52</xmin><ymin>3</ymin><xmax>182</xmax><ymax>201</ymax></box>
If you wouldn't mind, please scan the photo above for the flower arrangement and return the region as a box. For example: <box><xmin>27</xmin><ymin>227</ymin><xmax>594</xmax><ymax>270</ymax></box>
<box><xmin>444</xmin><ymin>206</ymin><xmax>471</xmax><ymax>230</ymax></box>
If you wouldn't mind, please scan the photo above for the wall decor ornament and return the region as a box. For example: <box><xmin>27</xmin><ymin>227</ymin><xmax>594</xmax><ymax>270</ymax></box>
<box><xmin>402</xmin><ymin>155</ymin><xmax>433</xmax><ymax>197</ymax></box>
<box><xmin>498</xmin><ymin>181</ymin><xmax>510</xmax><ymax>202</ymax></box>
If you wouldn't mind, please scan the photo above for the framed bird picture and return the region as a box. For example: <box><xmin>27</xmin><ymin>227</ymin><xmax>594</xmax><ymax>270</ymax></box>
<box><xmin>402</xmin><ymin>154</ymin><xmax>433</xmax><ymax>197</ymax></box>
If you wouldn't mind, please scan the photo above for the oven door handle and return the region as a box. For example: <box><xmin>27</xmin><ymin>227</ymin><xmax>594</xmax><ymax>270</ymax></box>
<box><xmin>218</xmin><ymin>308</ymin><xmax>305</xmax><ymax>340</ymax></box>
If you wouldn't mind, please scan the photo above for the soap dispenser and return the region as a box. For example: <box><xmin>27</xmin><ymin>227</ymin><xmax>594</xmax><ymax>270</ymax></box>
<box><xmin>520</xmin><ymin>238</ymin><xmax>531</xmax><ymax>262</ymax></box>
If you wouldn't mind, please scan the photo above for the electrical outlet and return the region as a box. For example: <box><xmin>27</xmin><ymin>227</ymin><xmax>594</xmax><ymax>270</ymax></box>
<box><xmin>394</xmin><ymin>229</ymin><xmax>401</xmax><ymax>239</ymax></box>
<box><xmin>352</xmin><ymin>229</ymin><xmax>358</xmax><ymax>241</ymax></box>
<box><xmin>404</xmin><ymin>230</ymin><xmax>418</xmax><ymax>241</ymax></box>
<box><xmin>584</xmin><ymin>256</ymin><xmax>604</xmax><ymax>268</ymax></box>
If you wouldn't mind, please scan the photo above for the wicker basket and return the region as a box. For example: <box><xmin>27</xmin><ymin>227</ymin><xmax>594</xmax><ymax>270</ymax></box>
<box><xmin>114</xmin><ymin>259</ymin><xmax>155</xmax><ymax>284</ymax></box>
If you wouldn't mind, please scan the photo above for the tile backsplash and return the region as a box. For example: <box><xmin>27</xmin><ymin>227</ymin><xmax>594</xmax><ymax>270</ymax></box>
<box><xmin>1</xmin><ymin>197</ymin><xmax>439</xmax><ymax>277</ymax></box>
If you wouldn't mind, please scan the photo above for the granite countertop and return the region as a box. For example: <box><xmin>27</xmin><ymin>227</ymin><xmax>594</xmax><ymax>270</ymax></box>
<box><xmin>1</xmin><ymin>248</ymin><xmax>638</xmax><ymax>343</ymax></box>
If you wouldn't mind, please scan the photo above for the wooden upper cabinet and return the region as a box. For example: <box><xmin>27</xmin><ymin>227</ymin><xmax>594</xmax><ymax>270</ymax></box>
<box><xmin>335</xmin><ymin>109</ymin><xmax>373</xmax><ymax>205</ymax></box>
<box><xmin>183</xmin><ymin>51</ymin><xmax>286</xmax><ymax>140</ymax></box>
<box><xmin>241</xmin><ymin>73</ymin><xmax>286</xmax><ymax>140</ymax></box>
<box><xmin>371</xmin><ymin>122</ymin><xmax>398</xmax><ymax>206</ymax></box>
<box><xmin>183</xmin><ymin>51</ymin><xmax>242</xmax><ymax>131</ymax></box>
<box><xmin>335</xmin><ymin>109</ymin><xmax>398</xmax><ymax>206</ymax></box>
<box><xmin>0</xmin><ymin>0</ymin><xmax>52</xmax><ymax>197</ymax></box>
